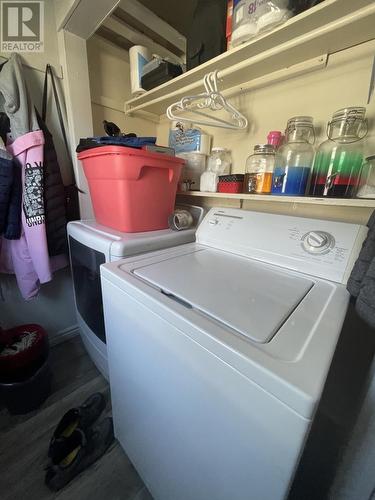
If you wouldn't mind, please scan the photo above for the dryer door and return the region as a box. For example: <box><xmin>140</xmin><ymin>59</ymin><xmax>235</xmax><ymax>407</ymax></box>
<box><xmin>69</xmin><ymin>236</ymin><xmax>106</xmax><ymax>343</ymax></box>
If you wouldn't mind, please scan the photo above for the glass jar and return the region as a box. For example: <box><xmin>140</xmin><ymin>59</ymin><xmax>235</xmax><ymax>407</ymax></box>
<box><xmin>309</xmin><ymin>107</ymin><xmax>367</xmax><ymax>198</ymax></box>
<box><xmin>207</xmin><ymin>148</ymin><xmax>232</xmax><ymax>175</ymax></box>
<box><xmin>244</xmin><ymin>144</ymin><xmax>275</xmax><ymax>194</ymax></box>
<box><xmin>357</xmin><ymin>155</ymin><xmax>375</xmax><ymax>199</ymax></box>
<box><xmin>272</xmin><ymin>116</ymin><xmax>315</xmax><ymax>196</ymax></box>
<box><xmin>200</xmin><ymin>148</ymin><xmax>231</xmax><ymax>193</ymax></box>
<box><xmin>177</xmin><ymin>152</ymin><xmax>206</xmax><ymax>191</ymax></box>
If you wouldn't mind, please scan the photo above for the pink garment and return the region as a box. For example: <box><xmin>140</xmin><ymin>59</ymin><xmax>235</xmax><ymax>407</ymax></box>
<box><xmin>0</xmin><ymin>130</ymin><xmax>52</xmax><ymax>299</ymax></box>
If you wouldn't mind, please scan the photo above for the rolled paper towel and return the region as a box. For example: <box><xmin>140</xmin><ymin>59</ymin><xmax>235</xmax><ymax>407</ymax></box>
<box><xmin>129</xmin><ymin>45</ymin><xmax>151</xmax><ymax>97</ymax></box>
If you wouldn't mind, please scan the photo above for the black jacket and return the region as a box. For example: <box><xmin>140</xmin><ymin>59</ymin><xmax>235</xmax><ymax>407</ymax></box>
<box><xmin>0</xmin><ymin>113</ymin><xmax>22</xmax><ymax>240</ymax></box>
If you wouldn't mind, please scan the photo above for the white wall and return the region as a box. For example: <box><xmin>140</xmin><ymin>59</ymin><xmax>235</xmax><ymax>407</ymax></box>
<box><xmin>157</xmin><ymin>39</ymin><xmax>375</xmax><ymax>224</ymax></box>
<box><xmin>0</xmin><ymin>1</ymin><xmax>77</xmax><ymax>341</ymax></box>
<box><xmin>86</xmin><ymin>35</ymin><xmax>157</xmax><ymax>137</ymax></box>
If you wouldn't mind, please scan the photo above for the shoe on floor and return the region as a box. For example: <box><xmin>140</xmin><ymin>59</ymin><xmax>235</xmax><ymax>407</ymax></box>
<box><xmin>45</xmin><ymin>417</ymin><xmax>114</xmax><ymax>492</ymax></box>
<box><xmin>48</xmin><ymin>392</ymin><xmax>106</xmax><ymax>462</ymax></box>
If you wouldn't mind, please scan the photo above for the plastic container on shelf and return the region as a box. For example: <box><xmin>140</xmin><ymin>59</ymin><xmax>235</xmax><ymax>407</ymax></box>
<box><xmin>272</xmin><ymin>116</ymin><xmax>315</xmax><ymax>196</ymax></box>
<box><xmin>207</xmin><ymin>148</ymin><xmax>232</xmax><ymax>175</ymax></box>
<box><xmin>232</xmin><ymin>0</ymin><xmax>293</xmax><ymax>47</ymax></box>
<box><xmin>309</xmin><ymin>107</ymin><xmax>367</xmax><ymax>198</ymax></box>
<box><xmin>177</xmin><ymin>152</ymin><xmax>206</xmax><ymax>191</ymax></box>
<box><xmin>78</xmin><ymin>146</ymin><xmax>185</xmax><ymax>232</ymax></box>
<box><xmin>357</xmin><ymin>155</ymin><xmax>375</xmax><ymax>199</ymax></box>
<box><xmin>169</xmin><ymin>123</ymin><xmax>211</xmax><ymax>156</ymax></box>
<box><xmin>141</xmin><ymin>57</ymin><xmax>183</xmax><ymax>91</ymax></box>
<box><xmin>200</xmin><ymin>171</ymin><xmax>219</xmax><ymax>192</ymax></box>
<box><xmin>218</xmin><ymin>174</ymin><xmax>244</xmax><ymax>193</ymax></box>
<box><xmin>244</xmin><ymin>144</ymin><xmax>275</xmax><ymax>194</ymax></box>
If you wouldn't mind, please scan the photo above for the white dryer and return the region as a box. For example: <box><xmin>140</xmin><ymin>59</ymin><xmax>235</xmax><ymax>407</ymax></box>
<box><xmin>101</xmin><ymin>208</ymin><xmax>367</xmax><ymax>500</ymax></box>
<box><xmin>67</xmin><ymin>205</ymin><xmax>204</xmax><ymax>380</ymax></box>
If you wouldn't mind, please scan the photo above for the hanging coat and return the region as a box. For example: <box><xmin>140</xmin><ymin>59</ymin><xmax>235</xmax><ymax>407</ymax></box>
<box><xmin>0</xmin><ymin>53</ymin><xmax>66</xmax><ymax>299</ymax></box>
<box><xmin>0</xmin><ymin>137</ymin><xmax>15</xmax><ymax>235</ymax></box>
<box><xmin>0</xmin><ymin>132</ymin><xmax>22</xmax><ymax>240</ymax></box>
<box><xmin>0</xmin><ymin>112</ymin><xmax>22</xmax><ymax>240</ymax></box>
<box><xmin>0</xmin><ymin>129</ymin><xmax>51</xmax><ymax>297</ymax></box>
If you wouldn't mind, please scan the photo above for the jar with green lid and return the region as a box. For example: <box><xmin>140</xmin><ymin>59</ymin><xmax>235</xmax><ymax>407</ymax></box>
<box><xmin>243</xmin><ymin>144</ymin><xmax>275</xmax><ymax>194</ymax></box>
<box><xmin>309</xmin><ymin>107</ymin><xmax>367</xmax><ymax>198</ymax></box>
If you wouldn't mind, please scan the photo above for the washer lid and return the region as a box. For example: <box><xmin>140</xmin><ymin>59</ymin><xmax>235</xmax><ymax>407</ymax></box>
<box><xmin>134</xmin><ymin>248</ymin><xmax>314</xmax><ymax>343</ymax></box>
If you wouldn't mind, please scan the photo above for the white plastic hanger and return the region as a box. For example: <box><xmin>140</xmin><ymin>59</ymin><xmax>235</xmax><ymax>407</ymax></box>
<box><xmin>166</xmin><ymin>71</ymin><xmax>248</xmax><ymax>130</ymax></box>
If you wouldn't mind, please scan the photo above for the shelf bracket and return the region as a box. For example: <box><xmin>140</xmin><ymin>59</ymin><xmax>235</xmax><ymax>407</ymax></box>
<box><xmin>124</xmin><ymin>103</ymin><xmax>160</xmax><ymax>124</ymax></box>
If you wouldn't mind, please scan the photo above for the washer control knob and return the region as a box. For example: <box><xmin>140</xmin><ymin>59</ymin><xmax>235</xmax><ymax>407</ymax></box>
<box><xmin>302</xmin><ymin>231</ymin><xmax>334</xmax><ymax>254</ymax></box>
<box><xmin>307</xmin><ymin>231</ymin><xmax>328</xmax><ymax>248</ymax></box>
<box><xmin>209</xmin><ymin>219</ymin><xmax>219</xmax><ymax>226</ymax></box>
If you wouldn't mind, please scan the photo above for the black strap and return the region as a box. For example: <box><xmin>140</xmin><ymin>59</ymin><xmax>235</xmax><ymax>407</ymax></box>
<box><xmin>42</xmin><ymin>65</ymin><xmax>84</xmax><ymax>195</ymax></box>
<box><xmin>42</xmin><ymin>64</ymin><xmax>76</xmax><ymax>182</ymax></box>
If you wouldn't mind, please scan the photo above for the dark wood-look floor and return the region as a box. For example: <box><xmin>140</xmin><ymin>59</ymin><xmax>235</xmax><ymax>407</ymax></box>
<box><xmin>0</xmin><ymin>336</ymin><xmax>151</xmax><ymax>500</ymax></box>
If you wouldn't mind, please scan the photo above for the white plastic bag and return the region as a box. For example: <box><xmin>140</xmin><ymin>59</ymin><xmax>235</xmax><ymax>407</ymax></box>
<box><xmin>232</xmin><ymin>0</ymin><xmax>293</xmax><ymax>47</ymax></box>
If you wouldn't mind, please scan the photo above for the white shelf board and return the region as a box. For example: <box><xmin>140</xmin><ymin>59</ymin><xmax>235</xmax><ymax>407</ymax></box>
<box><xmin>125</xmin><ymin>0</ymin><xmax>375</xmax><ymax>117</ymax></box>
<box><xmin>177</xmin><ymin>191</ymin><xmax>375</xmax><ymax>208</ymax></box>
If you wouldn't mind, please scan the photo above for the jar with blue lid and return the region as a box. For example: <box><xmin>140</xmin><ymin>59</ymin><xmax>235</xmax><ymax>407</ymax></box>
<box><xmin>272</xmin><ymin>116</ymin><xmax>315</xmax><ymax>196</ymax></box>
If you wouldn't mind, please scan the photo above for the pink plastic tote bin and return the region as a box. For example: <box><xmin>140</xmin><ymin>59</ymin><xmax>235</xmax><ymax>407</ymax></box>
<box><xmin>78</xmin><ymin>146</ymin><xmax>185</xmax><ymax>232</ymax></box>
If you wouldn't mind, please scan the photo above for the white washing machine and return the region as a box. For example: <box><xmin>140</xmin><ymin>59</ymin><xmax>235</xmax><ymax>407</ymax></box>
<box><xmin>101</xmin><ymin>207</ymin><xmax>367</xmax><ymax>500</ymax></box>
<box><xmin>67</xmin><ymin>205</ymin><xmax>204</xmax><ymax>380</ymax></box>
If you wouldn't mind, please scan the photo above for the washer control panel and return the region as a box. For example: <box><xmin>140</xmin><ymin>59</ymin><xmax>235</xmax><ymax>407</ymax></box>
<box><xmin>197</xmin><ymin>209</ymin><xmax>368</xmax><ymax>283</ymax></box>
<box><xmin>301</xmin><ymin>231</ymin><xmax>335</xmax><ymax>255</ymax></box>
